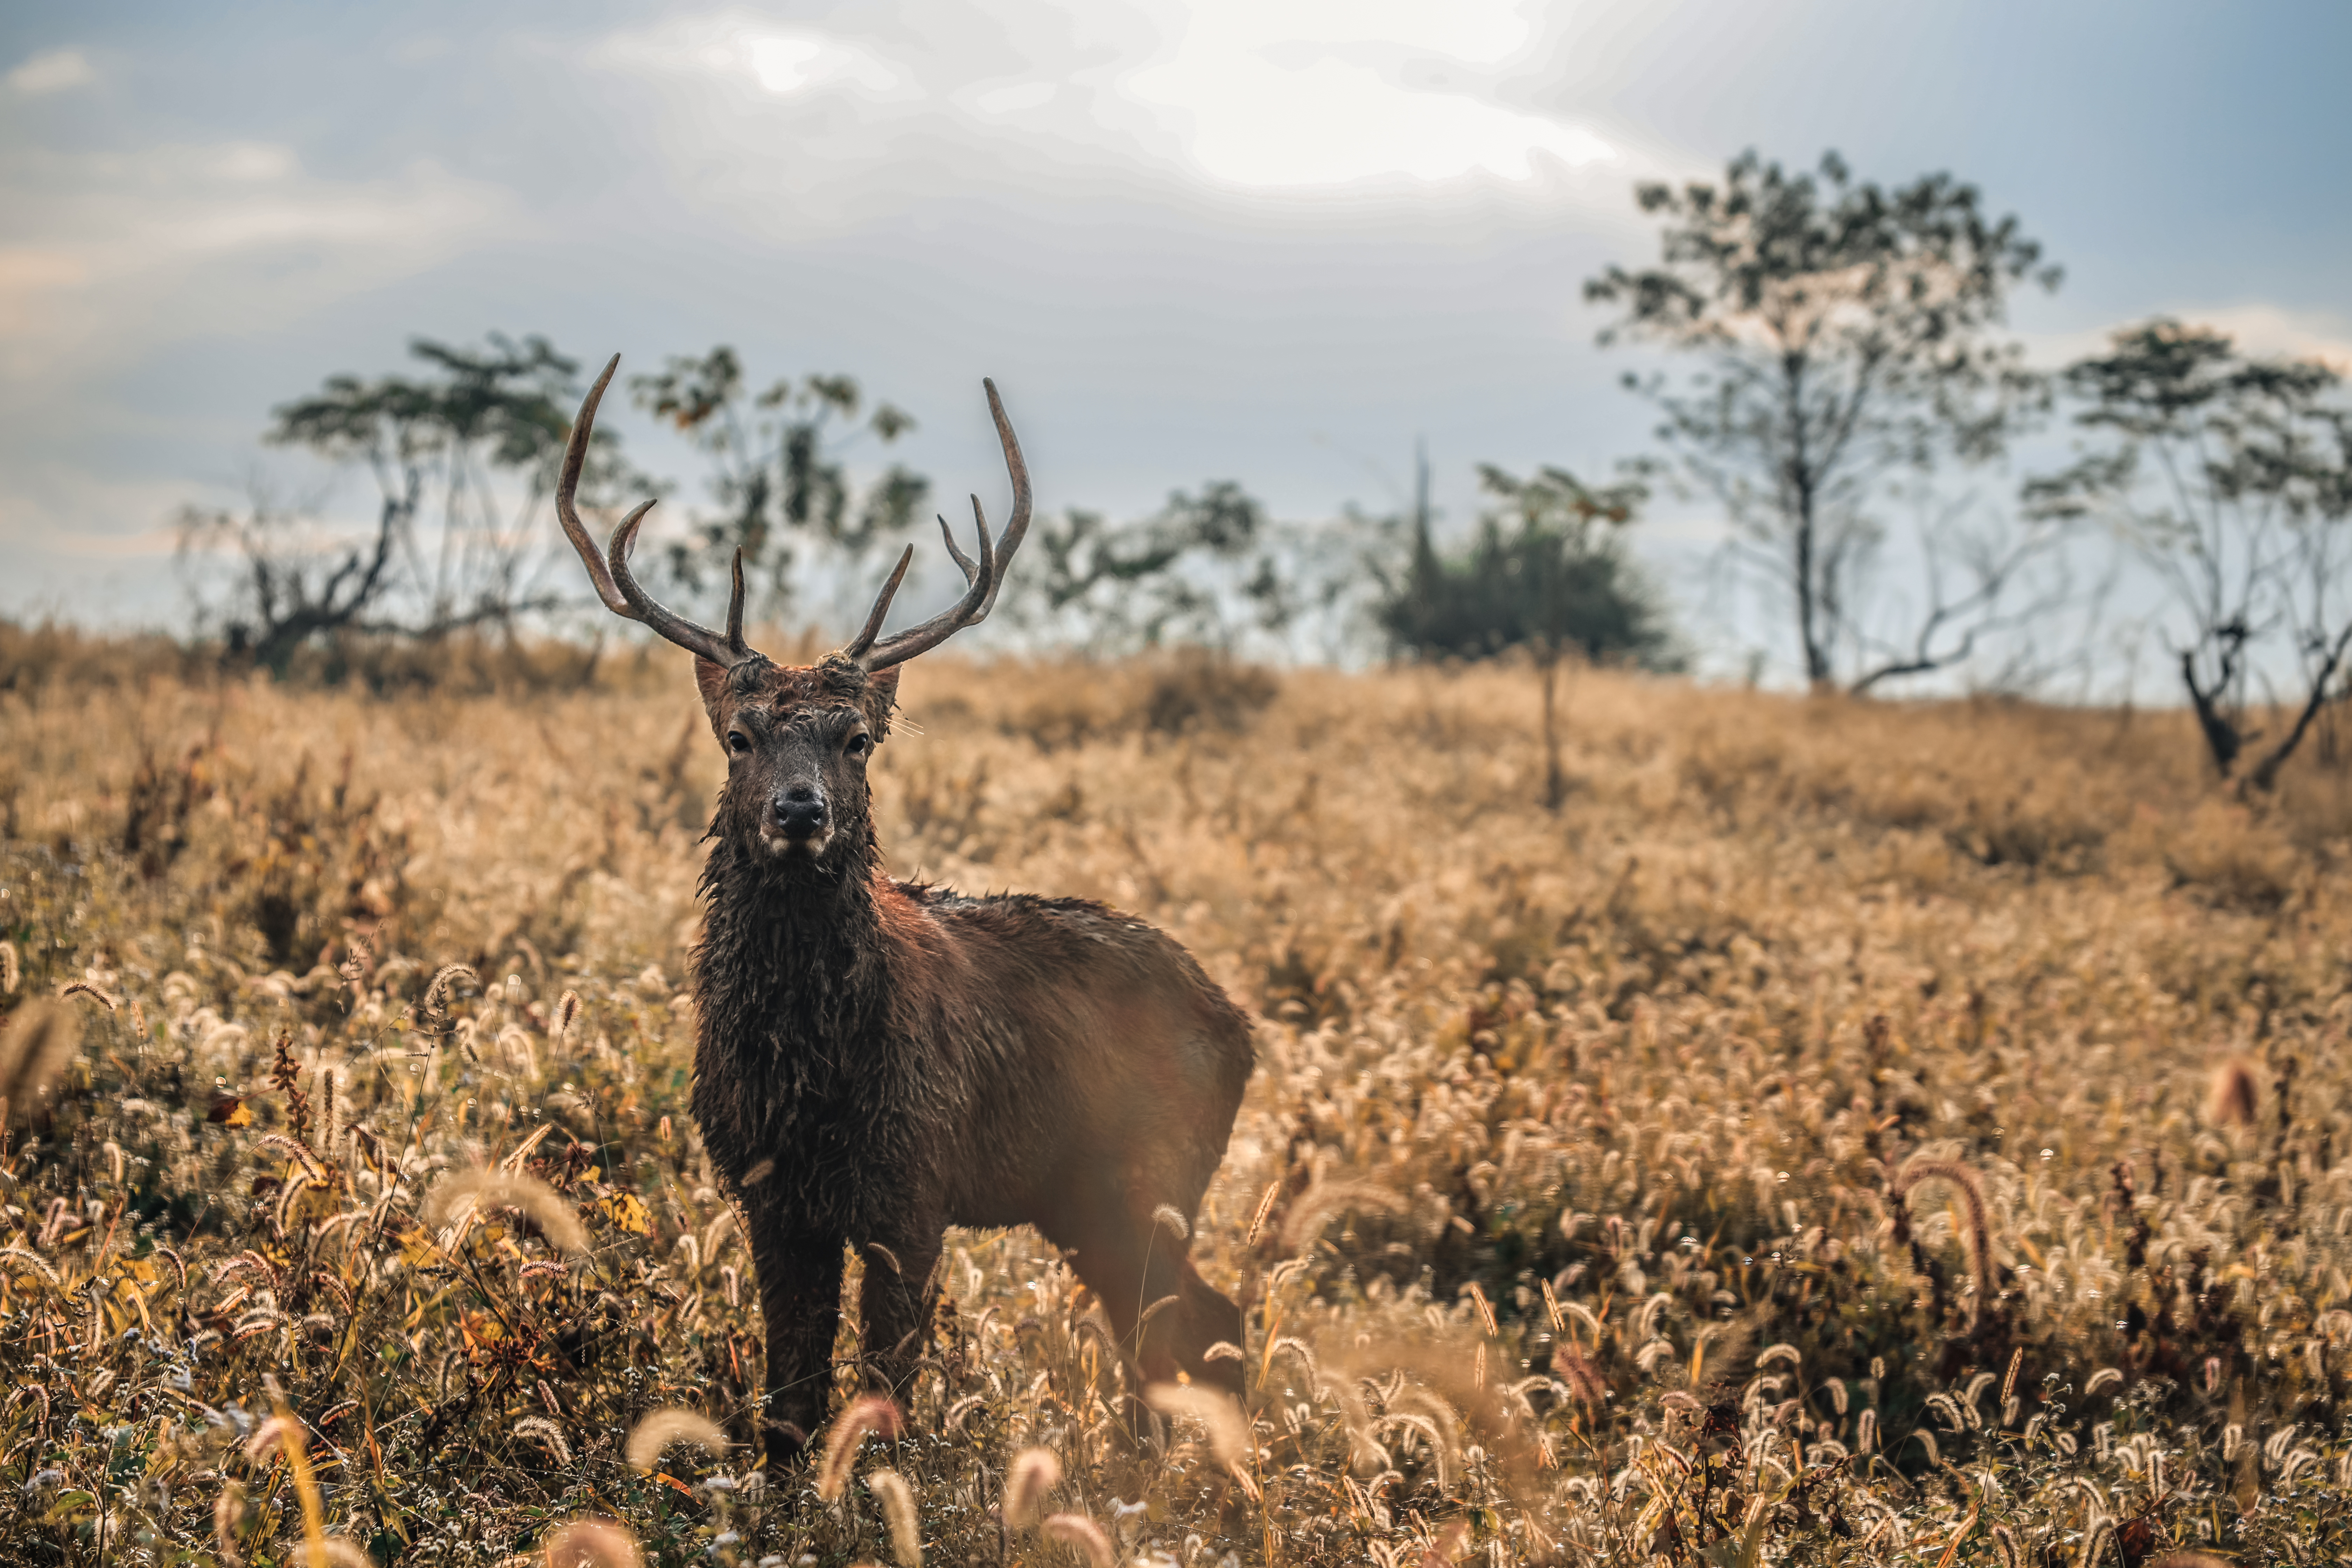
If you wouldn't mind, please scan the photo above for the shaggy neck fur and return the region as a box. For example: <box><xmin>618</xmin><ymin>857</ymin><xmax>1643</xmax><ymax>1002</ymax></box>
<box><xmin>689</xmin><ymin>821</ymin><xmax>922</xmax><ymax>1222</ymax></box>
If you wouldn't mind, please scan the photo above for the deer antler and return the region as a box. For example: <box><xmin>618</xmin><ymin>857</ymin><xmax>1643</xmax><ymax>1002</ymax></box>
<box><xmin>844</xmin><ymin>379</ymin><xmax>1031</xmax><ymax>672</ymax></box>
<box><xmin>557</xmin><ymin>355</ymin><xmax>760</xmax><ymax>669</ymax></box>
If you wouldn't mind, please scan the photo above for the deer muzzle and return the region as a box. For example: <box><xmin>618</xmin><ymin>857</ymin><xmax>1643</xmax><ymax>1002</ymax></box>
<box><xmin>765</xmin><ymin>785</ymin><xmax>831</xmax><ymax>856</ymax></box>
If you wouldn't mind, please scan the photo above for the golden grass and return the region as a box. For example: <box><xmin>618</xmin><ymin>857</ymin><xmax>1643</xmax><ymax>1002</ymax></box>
<box><xmin>4</xmin><ymin>644</ymin><xmax>2352</xmax><ymax>1562</ymax></box>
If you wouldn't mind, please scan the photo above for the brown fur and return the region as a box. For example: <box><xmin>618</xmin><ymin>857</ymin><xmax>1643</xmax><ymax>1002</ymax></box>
<box><xmin>682</xmin><ymin>652</ymin><xmax>1254</xmax><ymax>1460</ymax></box>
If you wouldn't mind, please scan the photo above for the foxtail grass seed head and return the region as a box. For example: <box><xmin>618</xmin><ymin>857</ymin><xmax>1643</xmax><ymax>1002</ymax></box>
<box><xmin>2208</xmin><ymin>1058</ymin><xmax>2260</xmax><ymax>1127</ymax></box>
<box><xmin>1143</xmin><ymin>1382</ymin><xmax>1250</xmax><ymax>1468</ymax></box>
<box><xmin>0</xmin><ymin>1246</ymin><xmax>62</xmax><ymax>1288</ymax></box>
<box><xmin>0</xmin><ymin>998</ymin><xmax>77</xmax><ymax>1125</ymax></box>
<box><xmin>1003</xmin><ymin>1447</ymin><xmax>1061</xmax><ymax>1529</ymax></box>
<box><xmin>424</xmin><ymin>1167</ymin><xmax>588</xmax><ymax>1254</ymax></box>
<box><xmin>513</xmin><ymin>1416</ymin><xmax>574</xmax><ymax>1466</ymax></box>
<box><xmin>1279</xmin><ymin>1179</ymin><xmax>1408</xmax><ymax>1254</ymax></box>
<box><xmin>60</xmin><ymin>979</ymin><xmax>117</xmax><ymax>1011</ymax></box>
<box><xmin>626</xmin><ymin>1409</ymin><xmax>728</xmax><ymax>1472</ymax></box>
<box><xmin>424</xmin><ymin>963</ymin><xmax>478</xmax><ymax>1016</ymax></box>
<box><xmin>0</xmin><ymin>940</ymin><xmax>18</xmax><ymax>995</ymax></box>
<box><xmin>867</xmin><ymin>1468</ymin><xmax>922</xmax><ymax>1567</ymax></box>
<box><xmin>543</xmin><ymin>1519</ymin><xmax>644</xmax><ymax>1568</ymax></box>
<box><xmin>1246</xmin><ymin>1179</ymin><xmax>1280</xmax><ymax>1245</ymax></box>
<box><xmin>1381</xmin><ymin>1387</ymin><xmax>1462</xmax><ymax>1490</ymax></box>
<box><xmin>555</xmin><ymin>989</ymin><xmax>581</xmax><ymax>1044</ymax></box>
<box><xmin>245</xmin><ymin>1413</ymin><xmax>303</xmax><ymax>1466</ymax></box>
<box><xmin>1041</xmin><ymin>1514</ymin><xmax>1114</xmax><ymax>1568</ymax></box>
<box><xmin>1150</xmin><ymin>1202</ymin><xmax>1190</xmax><ymax>1240</ymax></box>
<box><xmin>1893</xmin><ymin>1157</ymin><xmax>1994</xmax><ymax>1328</ymax></box>
<box><xmin>817</xmin><ymin>1395</ymin><xmax>902</xmax><ymax>1503</ymax></box>
<box><xmin>214</xmin><ymin>1482</ymin><xmax>246</xmax><ymax>1566</ymax></box>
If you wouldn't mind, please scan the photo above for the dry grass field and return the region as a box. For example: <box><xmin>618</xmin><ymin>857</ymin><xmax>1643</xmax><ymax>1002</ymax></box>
<box><xmin>6</xmin><ymin>628</ymin><xmax>2352</xmax><ymax>1565</ymax></box>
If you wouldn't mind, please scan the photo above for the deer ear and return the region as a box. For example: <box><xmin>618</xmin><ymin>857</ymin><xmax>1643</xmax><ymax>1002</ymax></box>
<box><xmin>694</xmin><ymin>657</ymin><xmax>728</xmax><ymax>733</ymax></box>
<box><xmin>866</xmin><ymin>664</ymin><xmax>901</xmax><ymax>711</ymax></box>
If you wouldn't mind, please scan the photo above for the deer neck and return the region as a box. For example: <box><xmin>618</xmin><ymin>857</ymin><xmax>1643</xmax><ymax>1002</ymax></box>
<box><xmin>694</xmin><ymin>833</ymin><xmax>893</xmax><ymax>1060</ymax></box>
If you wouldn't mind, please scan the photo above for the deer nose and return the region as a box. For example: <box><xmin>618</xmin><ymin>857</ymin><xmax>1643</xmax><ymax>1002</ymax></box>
<box><xmin>772</xmin><ymin>786</ymin><xmax>827</xmax><ymax>839</ymax></box>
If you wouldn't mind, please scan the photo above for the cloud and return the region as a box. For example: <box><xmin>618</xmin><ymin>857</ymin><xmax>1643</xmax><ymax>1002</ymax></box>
<box><xmin>0</xmin><ymin>139</ymin><xmax>513</xmax><ymax>381</ymax></box>
<box><xmin>1115</xmin><ymin>0</ymin><xmax>1617</xmax><ymax>188</ymax></box>
<box><xmin>2180</xmin><ymin>302</ymin><xmax>2352</xmax><ymax>373</ymax></box>
<box><xmin>2019</xmin><ymin>301</ymin><xmax>2352</xmax><ymax>376</ymax></box>
<box><xmin>589</xmin><ymin>13</ymin><xmax>917</xmax><ymax>103</ymax></box>
<box><xmin>6</xmin><ymin>48</ymin><xmax>94</xmax><ymax>95</ymax></box>
<box><xmin>588</xmin><ymin>1</ymin><xmax>1645</xmax><ymax>217</ymax></box>
<box><xmin>746</xmin><ymin>34</ymin><xmax>906</xmax><ymax>97</ymax></box>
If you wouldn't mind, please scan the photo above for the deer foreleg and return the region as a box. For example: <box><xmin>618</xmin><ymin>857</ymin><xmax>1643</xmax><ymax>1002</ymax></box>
<box><xmin>749</xmin><ymin>1227</ymin><xmax>846</xmax><ymax>1464</ymax></box>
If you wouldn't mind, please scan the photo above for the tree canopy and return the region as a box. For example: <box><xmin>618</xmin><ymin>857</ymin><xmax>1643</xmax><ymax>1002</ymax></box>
<box><xmin>1587</xmin><ymin>149</ymin><xmax>2060</xmax><ymax>688</ymax></box>
<box><xmin>629</xmin><ymin>348</ymin><xmax>926</xmax><ymax>621</ymax></box>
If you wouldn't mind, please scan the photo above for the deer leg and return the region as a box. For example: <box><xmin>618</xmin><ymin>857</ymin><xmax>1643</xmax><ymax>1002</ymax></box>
<box><xmin>1176</xmin><ymin>1258</ymin><xmax>1246</xmax><ymax>1399</ymax></box>
<box><xmin>748</xmin><ymin>1226</ymin><xmax>846</xmax><ymax>1466</ymax></box>
<box><xmin>1057</xmin><ymin>1191</ymin><xmax>1236</xmax><ymax>1394</ymax></box>
<box><xmin>857</xmin><ymin>1226</ymin><xmax>943</xmax><ymax>1405</ymax></box>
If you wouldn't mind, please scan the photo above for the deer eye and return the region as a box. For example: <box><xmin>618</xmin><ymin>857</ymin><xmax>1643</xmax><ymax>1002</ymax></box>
<box><xmin>844</xmin><ymin>733</ymin><xmax>872</xmax><ymax>759</ymax></box>
<box><xmin>727</xmin><ymin>731</ymin><xmax>752</xmax><ymax>755</ymax></box>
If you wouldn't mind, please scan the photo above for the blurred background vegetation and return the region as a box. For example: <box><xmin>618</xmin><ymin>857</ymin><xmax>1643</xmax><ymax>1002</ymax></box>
<box><xmin>133</xmin><ymin>146</ymin><xmax>2352</xmax><ymax>805</ymax></box>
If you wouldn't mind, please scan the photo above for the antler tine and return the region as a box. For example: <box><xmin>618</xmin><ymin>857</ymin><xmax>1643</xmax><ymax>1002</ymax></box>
<box><xmin>842</xmin><ymin>379</ymin><xmax>1028</xmax><ymax>673</ymax></box>
<box><xmin>725</xmin><ymin>548</ymin><xmax>748</xmax><ymax>654</ymax></box>
<box><xmin>969</xmin><ymin>377</ymin><xmax>1031</xmax><ymax>625</ymax></box>
<box><xmin>857</xmin><ymin>505</ymin><xmax>995</xmax><ymax>672</ymax></box>
<box><xmin>559</xmin><ymin>354</ymin><xmax>759</xmax><ymax>668</ymax></box>
<box><xmin>842</xmin><ymin>545</ymin><xmax>916</xmax><ymax>663</ymax></box>
<box><xmin>606</xmin><ymin>496</ymin><xmax>756</xmax><ymax>669</ymax></box>
<box><xmin>555</xmin><ymin>356</ymin><xmax>634</xmax><ymax>616</ymax></box>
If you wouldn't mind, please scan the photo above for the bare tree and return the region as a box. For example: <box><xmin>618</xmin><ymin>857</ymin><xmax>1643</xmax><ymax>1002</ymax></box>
<box><xmin>175</xmin><ymin>483</ymin><xmax>399</xmax><ymax>673</ymax></box>
<box><xmin>179</xmin><ymin>334</ymin><xmax>645</xmax><ymax>671</ymax></box>
<box><xmin>2028</xmin><ymin>320</ymin><xmax>2352</xmax><ymax>789</ymax></box>
<box><xmin>1843</xmin><ymin>497</ymin><xmax>2074</xmax><ymax>695</ymax></box>
<box><xmin>1586</xmin><ymin>149</ymin><xmax>2063</xmax><ymax>692</ymax></box>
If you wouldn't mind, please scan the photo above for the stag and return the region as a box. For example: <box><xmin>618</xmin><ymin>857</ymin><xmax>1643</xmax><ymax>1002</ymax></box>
<box><xmin>555</xmin><ymin>357</ymin><xmax>1254</xmax><ymax>1458</ymax></box>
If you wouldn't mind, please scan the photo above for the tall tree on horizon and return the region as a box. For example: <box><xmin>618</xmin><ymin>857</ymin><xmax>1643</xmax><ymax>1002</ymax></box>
<box><xmin>2028</xmin><ymin>319</ymin><xmax>2352</xmax><ymax>790</ymax></box>
<box><xmin>1587</xmin><ymin>149</ymin><xmax>2063</xmax><ymax>691</ymax></box>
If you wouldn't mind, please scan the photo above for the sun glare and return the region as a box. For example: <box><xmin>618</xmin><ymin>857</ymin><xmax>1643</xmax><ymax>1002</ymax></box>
<box><xmin>743</xmin><ymin>33</ymin><xmax>901</xmax><ymax>98</ymax></box>
<box><xmin>1118</xmin><ymin>0</ymin><xmax>1615</xmax><ymax>188</ymax></box>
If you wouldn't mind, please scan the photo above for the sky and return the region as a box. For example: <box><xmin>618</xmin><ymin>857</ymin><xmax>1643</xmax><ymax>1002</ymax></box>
<box><xmin>3</xmin><ymin>0</ymin><xmax>2349</xmax><ymax>682</ymax></box>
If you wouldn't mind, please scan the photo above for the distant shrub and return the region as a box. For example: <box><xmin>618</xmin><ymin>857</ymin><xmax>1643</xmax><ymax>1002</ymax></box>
<box><xmin>1374</xmin><ymin>465</ymin><xmax>1679</xmax><ymax>672</ymax></box>
<box><xmin>986</xmin><ymin>651</ymin><xmax>1280</xmax><ymax>750</ymax></box>
<box><xmin>1139</xmin><ymin>649</ymin><xmax>1280</xmax><ymax>736</ymax></box>
<box><xmin>2163</xmin><ymin>797</ymin><xmax>2303</xmax><ymax>910</ymax></box>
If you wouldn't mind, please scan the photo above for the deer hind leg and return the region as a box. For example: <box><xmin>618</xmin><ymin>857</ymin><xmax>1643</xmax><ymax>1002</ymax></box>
<box><xmin>856</xmin><ymin>1227</ymin><xmax>944</xmax><ymax>1406</ymax></box>
<box><xmin>1060</xmin><ymin>1186</ymin><xmax>1244</xmax><ymax>1399</ymax></box>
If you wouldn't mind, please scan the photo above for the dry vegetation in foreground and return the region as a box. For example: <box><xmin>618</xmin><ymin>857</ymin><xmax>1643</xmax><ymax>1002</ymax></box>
<box><xmin>5</xmin><ymin>629</ymin><xmax>2352</xmax><ymax>1566</ymax></box>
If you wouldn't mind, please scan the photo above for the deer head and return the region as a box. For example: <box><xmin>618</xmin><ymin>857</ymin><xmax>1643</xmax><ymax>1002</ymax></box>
<box><xmin>555</xmin><ymin>355</ymin><xmax>1030</xmax><ymax>867</ymax></box>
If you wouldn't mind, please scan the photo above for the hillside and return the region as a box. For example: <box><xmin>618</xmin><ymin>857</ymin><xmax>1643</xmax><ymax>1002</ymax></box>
<box><xmin>4</xmin><ymin>642</ymin><xmax>2350</xmax><ymax>1563</ymax></box>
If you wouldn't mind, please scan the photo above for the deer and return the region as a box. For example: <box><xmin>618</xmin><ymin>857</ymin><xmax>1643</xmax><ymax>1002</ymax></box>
<box><xmin>554</xmin><ymin>356</ymin><xmax>1255</xmax><ymax>1461</ymax></box>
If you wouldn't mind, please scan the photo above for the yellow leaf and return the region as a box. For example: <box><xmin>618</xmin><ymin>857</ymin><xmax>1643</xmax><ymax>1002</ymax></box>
<box><xmin>284</xmin><ymin>1179</ymin><xmax>339</xmax><ymax>1230</ymax></box>
<box><xmin>597</xmin><ymin>1190</ymin><xmax>652</xmax><ymax>1237</ymax></box>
